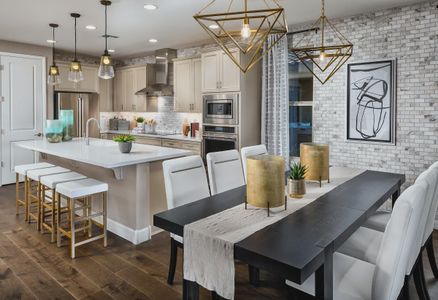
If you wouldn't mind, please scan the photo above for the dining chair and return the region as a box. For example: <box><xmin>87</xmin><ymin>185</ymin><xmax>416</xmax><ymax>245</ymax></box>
<box><xmin>206</xmin><ymin>149</ymin><xmax>245</xmax><ymax>195</ymax></box>
<box><xmin>338</xmin><ymin>170</ymin><xmax>436</xmax><ymax>300</ymax></box>
<box><xmin>162</xmin><ymin>155</ymin><xmax>211</xmax><ymax>285</ymax></box>
<box><xmin>286</xmin><ymin>182</ymin><xmax>428</xmax><ymax>300</ymax></box>
<box><xmin>364</xmin><ymin>164</ymin><xmax>438</xmax><ymax>290</ymax></box>
<box><xmin>240</xmin><ymin>144</ymin><xmax>268</xmax><ymax>182</ymax></box>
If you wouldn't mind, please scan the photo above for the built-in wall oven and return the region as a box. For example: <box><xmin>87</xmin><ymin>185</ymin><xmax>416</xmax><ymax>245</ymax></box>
<box><xmin>202</xmin><ymin>125</ymin><xmax>238</xmax><ymax>160</ymax></box>
<box><xmin>203</xmin><ymin>93</ymin><xmax>239</xmax><ymax>125</ymax></box>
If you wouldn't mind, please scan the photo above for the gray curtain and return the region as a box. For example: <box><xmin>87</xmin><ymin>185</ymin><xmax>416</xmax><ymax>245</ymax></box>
<box><xmin>261</xmin><ymin>35</ymin><xmax>289</xmax><ymax>168</ymax></box>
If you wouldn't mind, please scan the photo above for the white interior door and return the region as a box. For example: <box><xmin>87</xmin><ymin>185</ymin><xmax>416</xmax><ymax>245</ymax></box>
<box><xmin>0</xmin><ymin>54</ymin><xmax>45</xmax><ymax>185</ymax></box>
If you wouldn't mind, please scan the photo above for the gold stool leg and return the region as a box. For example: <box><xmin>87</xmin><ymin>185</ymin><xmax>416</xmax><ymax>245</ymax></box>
<box><xmin>51</xmin><ymin>189</ymin><xmax>56</xmax><ymax>243</ymax></box>
<box><xmin>40</xmin><ymin>184</ymin><xmax>46</xmax><ymax>233</ymax></box>
<box><xmin>87</xmin><ymin>196</ymin><xmax>92</xmax><ymax>238</ymax></box>
<box><xmin>24</xmin><ymin>176</ymin><xmax>29</xmax><ymax>222</ymax></box>
<box><xmin>15</xmin><ymin>173</ymin><xmax>19</xmax><ymax>215</ymax></box>
<box><xmin>103</xmin><ymin>192</ymin><xmax>107</xmax><ymax>247</ymax></box>
<box><xmin>70</xmin><ymin>198</ymin><xmax>75</xmax><ymax>259</ymax></box>
<box><xmin>56</xmin><ymin>192</ymin><xmax>62</xmax><ymax>247</ymax></box>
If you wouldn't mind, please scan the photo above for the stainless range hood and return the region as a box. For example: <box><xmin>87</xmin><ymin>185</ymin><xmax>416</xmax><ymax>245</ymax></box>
<box><xmin>135</xmin><ymin>48</ymin><xmax>177</xmax><ymax>97</ymax></box>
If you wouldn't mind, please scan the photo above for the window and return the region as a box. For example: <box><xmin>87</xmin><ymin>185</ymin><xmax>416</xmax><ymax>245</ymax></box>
<box><xmin>288</xmin><ymin>59</ymin><xmax>313</xmax><ymax>157</ymax></box>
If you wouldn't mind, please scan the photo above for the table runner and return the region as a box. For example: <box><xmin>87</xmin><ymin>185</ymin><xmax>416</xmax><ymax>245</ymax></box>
<box><xmin>183</xmin><ymin>167</ymin><xmax>365</xmax><ymax>299</ymax></box>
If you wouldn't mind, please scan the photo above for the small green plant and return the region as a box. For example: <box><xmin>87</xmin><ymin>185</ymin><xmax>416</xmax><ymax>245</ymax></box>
<box><xmin>113</xmin><ymin>135</ymin><xmax>136</xmax><ymax>143</ymax></box>
<box><xmin>289</xmin><ymin>162</ymin><xmax>307</xmax><ymax>180</ymax></box>
<box><xmin>136</xmin><ymin>117</ymin><xmax>145</xmax><ymax>123</ymax></box>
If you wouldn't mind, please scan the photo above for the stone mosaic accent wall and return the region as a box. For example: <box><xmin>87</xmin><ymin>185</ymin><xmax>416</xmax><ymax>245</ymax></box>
<box><xmin>291</xmin><ymin>1</ymin><xmax>438</xmax><ymax>189</ymax></box>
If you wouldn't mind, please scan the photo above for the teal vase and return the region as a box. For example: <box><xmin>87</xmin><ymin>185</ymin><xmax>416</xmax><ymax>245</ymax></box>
<box><xmin>60</xmin><ymin>110</ymin><xmax>74</xmax><ymax>141</ymax></box>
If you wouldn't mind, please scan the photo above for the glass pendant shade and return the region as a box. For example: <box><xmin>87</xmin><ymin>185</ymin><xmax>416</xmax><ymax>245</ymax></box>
<box><xmin>47</xmin><ymin>65</ymin><xmax>61</xmax><ymax>86</ymax></box>
<box><xmin>98</xmin><ymin>52</ymin><xmax>114</xmax><ymax>79</ymax></box>
<box><xmin>68</xmin><ymin>60</ymin><xmax>84</xmax><ymax>83</ymax></box>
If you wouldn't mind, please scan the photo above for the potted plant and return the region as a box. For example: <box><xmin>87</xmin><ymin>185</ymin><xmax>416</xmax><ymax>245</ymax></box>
<box><xmin>113</xmin><ymin>135</ymin><xmax>136</xmax><ymax>153</ymax></box>
<box><xmin>136</xmin><ymin>117</ymin><xmax>145</xmax><ymax>128</ymax></box>
<box><xmin>288</xmin><ymin>162</ymin><xmax>308</xmax><ymax>198</ymax></box>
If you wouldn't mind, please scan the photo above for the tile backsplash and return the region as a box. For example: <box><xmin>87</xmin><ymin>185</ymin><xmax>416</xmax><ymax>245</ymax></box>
<box><xmin>100</xmin><ymin>110</ymin><xmax>202</xmax><ymax>134</ymax></box>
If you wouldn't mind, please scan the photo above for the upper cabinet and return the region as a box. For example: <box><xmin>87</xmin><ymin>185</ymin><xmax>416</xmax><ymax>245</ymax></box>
<box><xmin>201</xmin><ymin>49</ymin><xmax>240</xmax><ymax>93</ymax></box>
<box><xmin>55</xmin><ymin>63</ymin><xmax>99</xmax><ymax>93</ymax></box>
<box><xmin>114</xmin><ymin>65</ymin><xmax>150</xmax><ymax>112</ymax></box>
<box><xmin>174</xmin><ymin>57</ymin><xmax>202</xmax><ymax>113</ymax></box>
<box><xmin>98</xmin><ymin>78</ymin><xmax>113</xmax><ymax>112</ymax></box>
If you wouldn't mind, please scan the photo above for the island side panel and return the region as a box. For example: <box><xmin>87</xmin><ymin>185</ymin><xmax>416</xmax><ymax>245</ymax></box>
<box><xmin>40</xmin><ymin>153</ymin><xmax>167</xmax><ymax>244</ymax></box>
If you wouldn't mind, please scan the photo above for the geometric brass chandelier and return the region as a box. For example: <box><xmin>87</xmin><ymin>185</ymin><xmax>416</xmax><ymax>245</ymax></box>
<box><xmin>290</xmin><ymin>0</ymin><xmax>353</xmax><ymax>84</ymax></box>
<box><xmin>194</xmin><ymin>0</ymin><xmax>288</xmax><ymax>73</ymax></box>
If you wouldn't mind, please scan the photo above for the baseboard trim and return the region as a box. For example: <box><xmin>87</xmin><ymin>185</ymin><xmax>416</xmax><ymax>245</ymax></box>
<box><xmin>107</xmin><ymin>218</ymin><xmax>151</xmax><ymax>245</ymax></box>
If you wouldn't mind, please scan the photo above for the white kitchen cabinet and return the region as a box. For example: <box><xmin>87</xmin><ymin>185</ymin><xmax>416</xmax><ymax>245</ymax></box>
<box><xmin>55</xmin><ymin>63</ymin><xmax>99</xmax><ymax>93</ymax></box>
<box><xmin>98</xmin><ymin>78</ymin><xmax>113</xmax><ymax>112</ymax></box>
<box><xmin>113</xmin><ymin>65</ymin><xmax>150</xmax><ymax>112</ymax></box>
<box><xmin>174</xmin><ymin>57</ymin><xmax>202</xmax><ymax>113</ymax></box>
<box><xmin>201</xmin><ymin>49</ymin><xmax>240</xmax><ymax>93</ymax></box>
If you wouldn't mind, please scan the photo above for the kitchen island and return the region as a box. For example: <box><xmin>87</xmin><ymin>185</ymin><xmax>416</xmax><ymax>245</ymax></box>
<box><xmin>16</xmin><ymin>138</ymin><xmax>191</xmax><ymax>244</ymax></box>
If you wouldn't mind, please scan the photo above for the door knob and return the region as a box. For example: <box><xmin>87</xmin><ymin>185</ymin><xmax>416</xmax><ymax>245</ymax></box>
<box><xmin>34</xmin><ymin>133</ymin><xmax>42</xmax><ymax>137</ymax></box>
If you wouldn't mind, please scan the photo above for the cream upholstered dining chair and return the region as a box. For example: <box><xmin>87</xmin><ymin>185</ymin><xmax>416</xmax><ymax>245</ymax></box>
<box><xmin>286</xmin><ymin>182</ymin><xmax>428</xmax><ymax>300</ymax></box>
<box><xmin>363</xmin><ymin>163</ymin><xmax>438</xmax><ymax>293</ymax></box>
<box><xmin>240</xmin><ymin>144</ymin><xmax>268</xmax><ymax>182</ymax></box>
<box><xmin>162</xmin><ymin>155</ymin><xmax>210</xmax><ymax>285</ymax></box>
<box><xmin>206</xmin><ymin>150</ymin><xmax>245</xmax><ymax>195</ymax></box>
<box><xmin>338</xmin><ymin>168</ymin><xmax>436</xmax><ymax>300</ymax></box>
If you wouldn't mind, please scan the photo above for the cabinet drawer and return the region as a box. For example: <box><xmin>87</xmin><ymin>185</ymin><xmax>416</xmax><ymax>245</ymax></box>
<box><xmin>180</xmin><ymin>141</ymin><xmax>201</xmax><ymax>153</ymax></box>
<box><xmin>135</xmin><ymin>137</ymin><xmax>162</xmax><ymax>146</ymax></box>
<box><xmin>162</xmin><ymin>140</ymin><xmax>183</xmax><ymax>149</ymax></box>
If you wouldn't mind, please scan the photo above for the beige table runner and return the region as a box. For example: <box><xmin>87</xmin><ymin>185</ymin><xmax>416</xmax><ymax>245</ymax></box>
<box><xmin>183</xmin><ymin>167</ymin><xmax>365</xmax><ymax>299</ymax></box>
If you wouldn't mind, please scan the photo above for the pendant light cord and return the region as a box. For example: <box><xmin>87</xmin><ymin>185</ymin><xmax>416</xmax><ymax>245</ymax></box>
<box><xmin>105</xmin><ymin>4</ymin><xmax>108</xmax><ymax>52</ymax></box>
<box><xmin>52</xmin><ymin>27</ymin><xmax>56</xmax><ymax>65</ymax></box>
<box><xmin>74</xmin><ymin>16</ymin><xmax>77</xmax><ymax>61</ymax></box>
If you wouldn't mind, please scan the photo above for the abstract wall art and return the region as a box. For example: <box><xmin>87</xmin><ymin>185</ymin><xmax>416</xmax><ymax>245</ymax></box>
<box><xmin>347</xmin><ymin>60</ymin><xmax>396</xmax><ymax>144</ymax></box>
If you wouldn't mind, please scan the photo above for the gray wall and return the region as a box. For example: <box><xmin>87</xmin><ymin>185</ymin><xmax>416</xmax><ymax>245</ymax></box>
<box><xmin>295</xmin><ymin>1</ymin><xmax>437</xmax><ymax>188</ymax></box>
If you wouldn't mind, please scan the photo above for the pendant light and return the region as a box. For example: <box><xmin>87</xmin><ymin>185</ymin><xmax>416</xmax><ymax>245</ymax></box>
<box><xmin>289</xmin><ymin>0</ymin><xmax>353</xmax><ymax>84</ymax></box>
<box><xmin>68</xmin><ymin>13</ymin><xmax>84</xmax><ymax>83</ymax></box>
<box><xmin>194</xmin><ymin>0</ymin><xmax>288</xmax><ymax>73</ymax></box>
<box><xmin>47</xmin><ymin>23</ymin><xmax>61</xmax><ymax>86</ymax></box>
<box><xmin>98</xmin><ymin>0</ymin><xmax>115</xmax><ymax>79</ymax></box>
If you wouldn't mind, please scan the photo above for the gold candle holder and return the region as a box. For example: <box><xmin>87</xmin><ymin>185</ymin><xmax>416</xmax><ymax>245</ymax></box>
<box><xmin>246</xmin><ymin>155</ymin><xmax>285</xmax><ymax>214</ymax></box>
<box><xmin>300</xmin><ymin>143</ymin><xmax>329</xmax><ymax>186</ymax></box>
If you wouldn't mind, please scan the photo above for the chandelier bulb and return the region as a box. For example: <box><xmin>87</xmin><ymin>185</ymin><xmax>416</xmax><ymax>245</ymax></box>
<box><xmin>319</xmin><ymin>51</ymin><xmax>326</xmax><ymax>62</ymax></box>
<box><xmin>241</xmin><ymin>20</ymin><xmax>251</xmax><ymax>40</ymax></box>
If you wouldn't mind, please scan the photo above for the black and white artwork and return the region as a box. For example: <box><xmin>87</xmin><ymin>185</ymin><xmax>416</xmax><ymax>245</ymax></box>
<box><xmin>347</xmin><ymin>60</ymin><xmax>396</xmax><ymax>143</ymax></box>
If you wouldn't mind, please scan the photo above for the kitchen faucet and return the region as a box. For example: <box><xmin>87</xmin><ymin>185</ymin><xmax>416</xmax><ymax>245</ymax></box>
<box><xmin>85</xmin><ymin>118</ymin><xmax>101</xmax><ymax>146</ymax></box>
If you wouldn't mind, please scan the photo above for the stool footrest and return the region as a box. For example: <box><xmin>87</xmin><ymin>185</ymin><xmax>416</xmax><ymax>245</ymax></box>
<box><xmin>75</xmin><ymin>212</ymin><xmax>103</xmax><ymax>223</ymax></box>
<box><xmin>74</xmin><ymin>234</ymin><xmax>105</xmax><ymax>247</ymax></box>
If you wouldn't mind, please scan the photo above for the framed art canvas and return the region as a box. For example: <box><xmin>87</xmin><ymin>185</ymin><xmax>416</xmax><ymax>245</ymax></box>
<box><xmin>347</xmin><ymin>60</ymin><xmax>396</xmax><ymax>143</ymax></box>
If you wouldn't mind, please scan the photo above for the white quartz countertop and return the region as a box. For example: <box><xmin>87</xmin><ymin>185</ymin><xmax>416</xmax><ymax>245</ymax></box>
<box><xmin>16</xmin><ymin>138</ymin><xmax>192</xmax><ymax>169</ymax></box>
<box><xmin>101</xmin><ymin>130</ymin><xmax>202</xmax><ymax>143</ymax></box>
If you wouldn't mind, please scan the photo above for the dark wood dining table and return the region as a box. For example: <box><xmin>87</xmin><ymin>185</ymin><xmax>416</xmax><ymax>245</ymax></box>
<box><xmin>153</xmin><ymin>170</ymin><xmax>405</xmax><ymax>300</ymax></box>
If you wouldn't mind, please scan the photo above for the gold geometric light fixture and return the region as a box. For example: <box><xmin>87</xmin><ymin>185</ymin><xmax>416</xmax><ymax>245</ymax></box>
<box><xmin>290</xmin><ymin>0</ymin><xmax>353</xmax><ymax>84</ymax></box>
<box><xmin>194</xmin><ymin>0</ymin><xmax>288</xmax><ymax>73</ymax></box>
<box><xmin>68</xmin><ymin>13</ymin><xmax>84</xmax><ymax>83</ymax></box>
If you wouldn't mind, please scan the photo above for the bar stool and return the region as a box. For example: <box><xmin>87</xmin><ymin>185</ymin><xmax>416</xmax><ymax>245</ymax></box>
<box><xmin>26</xmin><ymin>166</ymin><xmax>70</xmax><ymax>230</ymax></box>
<box><xmin>14</xmin><ymin>162</ymin><xmax>54</xmax><ymax>220</ymax></box>
<box><xmin>39</xmin><ymin>172</ymin><xmax>87</xmax><ymax>243</ymax></box>
<box><xmin>55</xmin><ymin>178</ymin><xmax>108</xmax><ymax>258</ymax></box>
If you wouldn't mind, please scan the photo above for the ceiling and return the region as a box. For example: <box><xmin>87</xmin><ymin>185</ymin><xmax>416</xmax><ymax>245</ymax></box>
<box><xmin>0</xmin><ymin>0</ymin><xmax>427</xmax><ymax>58</ymax></box>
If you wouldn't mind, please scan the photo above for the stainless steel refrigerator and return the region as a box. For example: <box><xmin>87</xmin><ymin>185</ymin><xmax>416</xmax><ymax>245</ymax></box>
<box><xmin>54</xmin><ymin>92</ymin><xmax>92</xmax><ymax>137</ymax></box>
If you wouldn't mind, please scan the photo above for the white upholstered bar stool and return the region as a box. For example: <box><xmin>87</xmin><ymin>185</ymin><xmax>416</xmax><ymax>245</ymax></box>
<box><xmin>240</xmin><ymin>144</ymin><xmax>268</xmax><ymax>182</ymax></box>
<box><xmin>26</xmin><ymin>166</ymin><xmax>70</xmax><ymax>230</ymax></box>
<box><xmin>55</xmin><ymin>178</ymin><xmax>108</xmax><ymax>259</ymax></box>
<box><xmin>206</xmin><ymin>150</ymin><xmax>245</xmax><ymax>195</ymax></box>
<box><xmin>39</xmin><ymin>172</ymin><xmax>87</xmax><ymax>243</ymax></box>
<box><xmin>162</xmin><ymin>155</ymin><xmax>210</xmax><ymax>285</ymax></box>
<box><xmin>286</xmin><ymin>182</ymin><xmax>428</xmax><ymax>300</ymax></box>
<box><xmin>14</xmin><ymin>162</ymin><xmax>54</xmax><ymax>221</ymax></box>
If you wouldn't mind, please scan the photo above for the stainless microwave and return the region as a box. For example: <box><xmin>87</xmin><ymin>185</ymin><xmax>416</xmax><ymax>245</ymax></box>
<box><xmin>203</xmin><ymin>93</ymin><xmax>239</xmax><ymax>125</ymax></box>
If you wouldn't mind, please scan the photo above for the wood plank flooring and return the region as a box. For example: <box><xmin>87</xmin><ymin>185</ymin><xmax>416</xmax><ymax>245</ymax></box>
<box><xmin>0</xmin><ymin>183</ymin><xmax>438</xmax><ymax>299</ymax></box>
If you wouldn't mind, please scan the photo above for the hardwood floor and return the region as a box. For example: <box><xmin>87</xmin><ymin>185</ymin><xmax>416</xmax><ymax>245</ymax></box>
<box><xmin>0</xmin><ymin>183</ymin><xmax>437</xmax><ymax>299</ymax></box>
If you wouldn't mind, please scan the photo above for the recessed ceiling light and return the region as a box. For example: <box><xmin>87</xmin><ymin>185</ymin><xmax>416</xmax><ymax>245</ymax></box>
<box><xmin>108</xmin><ymin>49</ymin><xmax>115</xmax><ymax>53</ymax></box>
<box><xmin>46</xmin><ymin>39</ymin><xmax>56</xmax><ymax>44</ymax></box>
<box><xmin>209</xmin><ymin>24</ymin><xmax>219</xmax><ymax>29</ymax></box>
<box><xmin>86</xmin><ymin>25</ymin><xmax>97</xmax><ymax>30</ymax></box>
<box><xmin>144</xmin><ymin>4</ymin><xmax>158</xmax><ymax>10</ymax></box>
<box><xmin>149</xmin><ymin>38</ymin><xmax>158</xmax><ymax>43</ymax></box>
